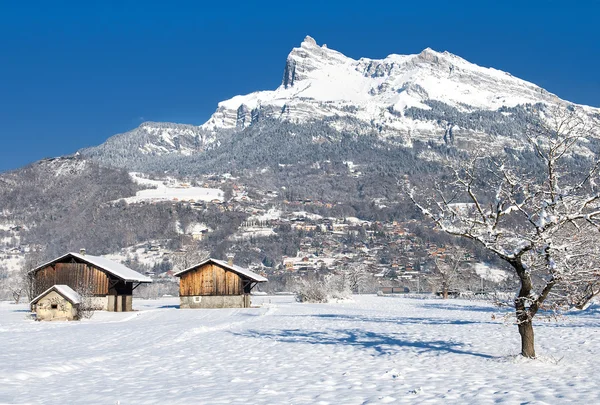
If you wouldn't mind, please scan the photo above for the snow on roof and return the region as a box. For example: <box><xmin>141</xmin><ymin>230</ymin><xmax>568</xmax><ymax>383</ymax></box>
<box><xmin>31</xmin><ymin>252</ymin><xmax>152</xmax><ymax>283</ymax></box>
<box><xmin>174</xmin><ymin>258</ymin><xmax>268</xmax><ymax>283</ymax></box>
<box><xmin>31</xmin><ymin>285</ymin><xmax>81</xmax><ymax>305</ymax></box>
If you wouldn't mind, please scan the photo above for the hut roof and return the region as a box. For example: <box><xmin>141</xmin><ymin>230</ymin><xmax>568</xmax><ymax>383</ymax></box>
<box><xmin>30</xmin><ymin>252</ymin><xmax>152</xmax><ymax>283</ymax></box>
<box><xmin>31</xmin><ymin>284</ymin><xmax>81</xmax><ymax>305</ymax></box>
<box><xmin>174</xmin><ymin>258</ymin><xmax>268</xmax><ymax>283</ymax></box>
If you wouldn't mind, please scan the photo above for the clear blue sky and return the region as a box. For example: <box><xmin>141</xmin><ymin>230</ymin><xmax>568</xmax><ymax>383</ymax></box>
<box><xmin>1</xmin><ymin>0</ymin><xmax>599</xmax><ymax>172</ymax></box>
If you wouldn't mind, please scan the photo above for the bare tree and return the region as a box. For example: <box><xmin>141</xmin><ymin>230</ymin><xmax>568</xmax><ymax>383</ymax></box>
<box><xmin>0</xmin><ymin>265</ymin><xmax>22</xmax><ymax>303</ymax></box>
<box><xmin>6</xmin><ymin>260</ymin><xmax>32</xmax><ymax>304</ymax></box>
<box><xmin>295</xmin><ymin>274</ymin><xmax>351</xmax><ymax>303</ymax></box>
<box><xmin>134</xmin><ymin>280</ymin><xmax>180</xmax><ymax>299</ymax></box>
<box><xmin>170</xmin><ymin>246</ymin><xmax>210</xmax><ymax>273</ymax></box>
<box><xmin>0</xmin><ymin>249</ymin><xmax>48</xmax><ymax>305</ymax></box>
<box><xmin>341</xmin><ymin>262</ymin><xmax>370</xmax><ymax>294</ymax></box>
<box><xmin>0</xmin><ymin>266</ymin><xmax>7</xmax><ymax>300</ymax></box>
<box><xmin>430</xmin><ymin>245</ymin><xmax>469</xmax><ymax>299</ymax></box>
<box><xmin>8</xmin><ymin>279</ymin><xmax>25</xmax><ymax>304</ymax></box>
<box><xmin>408</xmin><ymin>106</ymin><xmax>600</xmax><ymax>358</ymax></box>
<box><xmin>20</xmin><ymin>249</ymin><xmax>46</xmax><ymax>305</ymax></box>
<box><xmin>542</xmin><ymin>223</ymin><xmax>600</xmax><ymax>310</ymax></box>
<box><xmin>74</xmin><ymin>281</ymin><xmax>96</xmax><ymax>319</ymax></box>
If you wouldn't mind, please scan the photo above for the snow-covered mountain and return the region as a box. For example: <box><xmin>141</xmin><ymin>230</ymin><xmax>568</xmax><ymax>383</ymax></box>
<box><xmin>80</xmin><ymin>35</ymin><xmax>599</xmax><ymax>169</ymax></box>
<box><xmin>201</xmin><ymin>35</ymin><xmax>586</xmax><ymax>134</ymax></box>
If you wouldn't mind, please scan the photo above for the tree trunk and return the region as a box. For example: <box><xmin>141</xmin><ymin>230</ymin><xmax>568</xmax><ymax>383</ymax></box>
<box><xmin>518</xmin><ymin>320</ymin><xmax>536</xmax><ymax>358</ymax></box>
<box><xmin>512</xmin><ymin>258</ymin><xmax>537</xmax><ymax>358</ymax></box>
<box><xmin>12</xmin><ymin>289</ymin><xmax>21</xmax><ymax>304</ymax></box>
<box><xmin>442</xmin><ymin>284</ymin><xmax>448</xmax><ymax>299</ymax></box>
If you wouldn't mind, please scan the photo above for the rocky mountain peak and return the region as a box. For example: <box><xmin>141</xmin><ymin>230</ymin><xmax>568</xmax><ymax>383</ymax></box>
<box><xmin>301</xmin><ymin>35</ymin><xmax>318</xmax><ymax>47</ymax></box>
<box><xmin>282</xmin><ymin>35</ymin><xmax>352</xmax><ymax>89</ymax></box>
<box><xmin>197</xmin><ymin>36</ymin><xmax>591</xmax><ymax>137</ymax></box>
<box><xmin>417</xmin><ymin>47</ymin><xmax>443</xmax><ymax>64</ymax></box>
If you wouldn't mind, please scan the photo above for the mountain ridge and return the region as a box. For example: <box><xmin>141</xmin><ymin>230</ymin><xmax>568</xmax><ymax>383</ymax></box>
<box><xmin>200</xmin><ymin>35</ymin><xmax>576</xmax><ymax>133</ymax></box>
<box><xmin>76</xmin><ymin>35</ymin><xmax>599</xmax><ymax>172</ymax></box>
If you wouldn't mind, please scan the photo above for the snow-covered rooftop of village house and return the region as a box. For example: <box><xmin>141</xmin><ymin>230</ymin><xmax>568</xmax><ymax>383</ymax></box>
<box><xmin>30</xmin><ymin>284</ymin><xmax>81</xmax><ymax>305</ymax></box>
<box><xmin>30</xmin><ymin>252</ymin><xmax>152</xmax><ymax>283</ymax></box>
<box><xmin>174</xmin><ymin>258</ymin><xmax>268</xmax><ymax>282</ymax></box>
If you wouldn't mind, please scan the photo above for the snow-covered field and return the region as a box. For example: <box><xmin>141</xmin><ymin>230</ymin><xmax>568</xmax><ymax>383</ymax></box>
<box><xmin>230</xmin><ymin>227</ymin><xmax>276</xmax><ymax>241</ymax></box>
<box><xmin>1</xmin><ymin>296</ymin><xmax>599</xmax><ymax>404</ymax></box>
<box><xmin>121</xmin><ymin>173</ymin><xmax>223</xmax><ymax>204</ymax></box>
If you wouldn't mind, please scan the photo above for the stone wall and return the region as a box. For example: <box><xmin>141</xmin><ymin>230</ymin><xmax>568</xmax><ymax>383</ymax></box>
<box><xmin>180</xmin><ymin>295</ymin><xmax>251</xmax><ymax>309</ymax></box>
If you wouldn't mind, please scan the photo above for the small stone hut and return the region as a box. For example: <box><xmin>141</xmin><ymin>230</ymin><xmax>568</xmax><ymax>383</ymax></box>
<box><xmin>30</xmin><ymin>250</ymin><xmax>152</xmax><ymax>312</ymax></box>
<box><xmin>175</xmin><ymin>258</ymin><xmax>267</xmax><ymax>308</ymax></box>
<box><xmin>31</xmin><ymin>285</ymin><xmax>81</xmax><ymax>321</ymax></box>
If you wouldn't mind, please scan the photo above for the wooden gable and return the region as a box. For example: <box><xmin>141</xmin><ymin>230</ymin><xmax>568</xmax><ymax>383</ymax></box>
<box><xmin>34</xmin><ymin>261</ymin><xmax>110</xmax><ymax>297</ymax></box>
<box><xmin>179</xmin><ymin>262</ymin><xmax>244</xmax><ymax>297</ymax></box>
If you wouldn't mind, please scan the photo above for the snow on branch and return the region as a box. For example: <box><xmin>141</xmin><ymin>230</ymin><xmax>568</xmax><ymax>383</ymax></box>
<box><xmin>406</xmin><ymin>104</ymin><xmax>600</xmax><ymax>323</ymax></box>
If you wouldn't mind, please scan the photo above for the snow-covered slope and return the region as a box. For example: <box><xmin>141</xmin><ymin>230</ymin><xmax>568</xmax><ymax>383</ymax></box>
<box><xmin>121</xmin><ymin>172</ymin><xmax>224</xmax><ymax>204</ymax></box>
<box><xmin>202</xmin><ymin>35</ymin><xmax>583</xmax><ymax>133</ymax></box>
<box><xmin>80</xmin><ymin>122</ymin><xmax>210</xmax><ymax>162</ymax></box>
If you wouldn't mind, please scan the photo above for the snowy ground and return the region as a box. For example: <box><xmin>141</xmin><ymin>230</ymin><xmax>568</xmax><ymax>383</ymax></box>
<box><xmin>230</xmin><ymin>227</ymin><xmax>276</xmax><ymax>241</ymax></box>
<box><xmin>1</xmin><ymin>296</ymin><xmax>599</xmax><ymax>404</ymax></box>
<box><xmin>121</xmin><ymin>173</ymin><xmax>223</xmax><ymax>204</ymax></box>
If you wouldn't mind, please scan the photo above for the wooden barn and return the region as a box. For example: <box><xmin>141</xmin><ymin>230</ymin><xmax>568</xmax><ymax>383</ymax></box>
<box><xmin>30</xmin><ymin>285</ymin><xmax>81</xmax><ymax>321</ymax></box>
<box><xmin>175</xmin><ymin>257</ymin><xmax>267</xmax><ymax>308</ymax></box>
<box><xmin>30</xmin><ymin>250</ymin><xmax>152</xmax><ymax>312</ymax></box>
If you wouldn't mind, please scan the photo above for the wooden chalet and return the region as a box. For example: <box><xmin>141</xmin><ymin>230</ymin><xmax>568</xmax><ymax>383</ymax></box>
<box><xmin>175</xmin><ymin>257</ymin><xmax>267</xmax><ymax>308</ymax></box>
<box><xmin>30</xmin><ymin>250</ymin><xmax>152</xmax><ymax>312</ymax></box>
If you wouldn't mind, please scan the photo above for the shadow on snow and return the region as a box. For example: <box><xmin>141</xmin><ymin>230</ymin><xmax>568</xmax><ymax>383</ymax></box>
<box><xmin>232</xmin><ymin>328</ymin><xmax>495</xmax><ymax>359</ymax></box>
<box><xmin>418</xmin><ymin>302</ymin><xmax>506</xmax><ymax>314</ymax></box>
<box><xmin>284</xmin><ymin>313</ymin><xmax>497</xmax><ymax>326</ymax></box>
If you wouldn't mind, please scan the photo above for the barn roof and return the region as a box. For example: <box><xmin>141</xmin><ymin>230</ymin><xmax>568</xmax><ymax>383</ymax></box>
<box><xmin>31</xmin><ymin>252</ymin><xmax>152</xmax><ymax>283</ymax></box>
<box><xmin>31</xmin><ymin>284</ymin><xmax>82</xmax><ymax>306</ymax></box>
<box><xmin>174</xmin><ymin>258</ymin><xmax>268</xmax><ymax>282</ymax></box>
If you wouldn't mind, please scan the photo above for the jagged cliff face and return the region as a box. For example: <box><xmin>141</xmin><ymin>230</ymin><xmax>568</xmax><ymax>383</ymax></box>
<box><xmin>200</xmin><ymin>35</ymin><xmax>584</xmax><ymax>137</ymax></box>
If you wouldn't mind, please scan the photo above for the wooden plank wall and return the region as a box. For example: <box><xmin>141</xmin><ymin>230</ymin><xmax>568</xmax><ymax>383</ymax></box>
<box><xmin>34</xmin><ymin>262</ymin><xmax>110</xmax><ymax>297</ymax></box>
<box><xmin>179</xmin><ymin>263</ymin><xmax>243</xmax><ymax>296</ymax></box>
